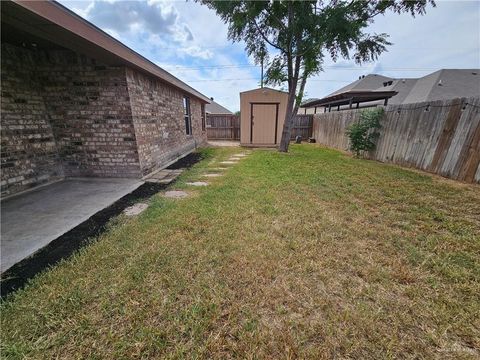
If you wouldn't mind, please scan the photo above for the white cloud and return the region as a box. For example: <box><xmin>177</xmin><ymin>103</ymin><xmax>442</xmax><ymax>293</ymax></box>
<box><xmin>178</xmin><ymin>46</ymin><xmax>214</xmax><ymax>60</ymax></box>
<box><xmin>86</xmin><ymin>1</ymin><xmax>180</xmax><ymax>36</ymax></box>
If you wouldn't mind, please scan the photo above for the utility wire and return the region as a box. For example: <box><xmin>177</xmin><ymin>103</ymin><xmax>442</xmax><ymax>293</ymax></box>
<box><xmin>164</xmin><ymin>63</ymin><xmax>439</xmax><ymax>71</ymax></box>
<box><xmin>186</xmin><ymin>78</ymin><xmax>352</xmax><ymax>83</ymax></box>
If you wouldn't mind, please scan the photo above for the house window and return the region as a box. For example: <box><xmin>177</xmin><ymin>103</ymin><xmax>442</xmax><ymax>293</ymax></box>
<box><xmin>183</xmin><ymin>96</ymin><xmax>192</xmax><ymax>135</ymax></box>
<box><xmin>201</xmin><ymin>104</ymin><xmax>206</xmax><ymax>131</ymax></box>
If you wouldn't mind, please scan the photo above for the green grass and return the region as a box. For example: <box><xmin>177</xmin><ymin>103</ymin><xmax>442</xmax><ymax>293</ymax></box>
<box><xmin>2</xmin><ymin>144</ymin><xmax>479</xmax><ymax>359</ymax></box>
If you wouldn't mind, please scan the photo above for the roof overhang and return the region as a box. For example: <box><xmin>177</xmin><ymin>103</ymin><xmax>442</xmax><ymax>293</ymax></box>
<box><xmin>2</xmin><ymin>0</ymin><xmax>210</xmax><ymax>103</ymax></box>
<box><xmin>240</xmin><ymin>87</ymin><xmax>289</xmax><ymax>94</ymax></box>
<box><xmin>302</xmin><ymin>90</ymin><xmax>398</xmax><ymax>108</ymax></box>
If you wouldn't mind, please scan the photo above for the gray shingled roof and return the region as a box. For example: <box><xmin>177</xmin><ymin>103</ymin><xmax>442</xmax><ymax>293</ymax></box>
<box><xmin>328</xmin><ymin>74</ymin><xmax>393</xmax><ymax>96</ymax></box>
<box><xmin>381</xmin><ymin>78</ymin><xmax>418</xmax><ymax>104</ymax></box>
<box><xmin>306</xmin><ymin>69</ymin><xmax>480</xmax><ymax>109</ymax></box>
<box><xmin>206</xmin><ymin>99</ymin><xmax>233</xmax><ymax>115</ymax></box>
<box><xmin>402</xmin><ymin>69</ymin><xmax>480</xmax><ymax>104</ymax></box>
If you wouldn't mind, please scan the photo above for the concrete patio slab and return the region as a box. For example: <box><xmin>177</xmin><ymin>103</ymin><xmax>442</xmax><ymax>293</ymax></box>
<box><xmin>203</xmin><ymin>173</ymin><xmax>222</xmax><ymax>178</ymax></box>
<box><xmin>220</xmin><ymin>161</ymin><xmax>237</xmax><ymax>165</ymax></box>
<box><xmin>1</xmin><ymin>178</ymin><xmax>143</xmax><ymax>273</ymax></box>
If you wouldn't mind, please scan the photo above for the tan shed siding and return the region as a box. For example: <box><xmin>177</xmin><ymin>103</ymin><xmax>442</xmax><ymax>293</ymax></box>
<box><xmin>240</xmin><ymin>88</ymin><xmax>288</xmax><ymax>146</ymax></box>
<box><xmin>252</xmin><ymin>104</ymin><xmax>277</xmax><ymax>144</ymax></box>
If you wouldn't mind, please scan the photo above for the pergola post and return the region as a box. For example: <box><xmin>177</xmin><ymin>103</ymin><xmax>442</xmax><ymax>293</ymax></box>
<box><xmin>348</xmin><ymin>98</ymin><xmax>353</xmax><ymax>109</ymax></box>
<box><xmin>384</xmin><ymin>98</ymin><xmax>389</xmax><ymax>106</ymax></box>
<box><xmin>314</xmin><ymin>107</ymin><xmax>317</xmax><ymax>114</ymax></box>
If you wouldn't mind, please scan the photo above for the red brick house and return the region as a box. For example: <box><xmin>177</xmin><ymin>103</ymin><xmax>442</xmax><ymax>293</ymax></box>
<box><xmin>1</xmin><ymin>1</ymin><xmax>210</xmax><ymax>197</ymax></box>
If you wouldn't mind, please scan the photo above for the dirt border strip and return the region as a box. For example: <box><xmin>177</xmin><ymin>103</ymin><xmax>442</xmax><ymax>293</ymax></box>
<box><xmin>0</xmin><ymin>153</ymin><xmax>203</xmax><ymax>299</ymax></box>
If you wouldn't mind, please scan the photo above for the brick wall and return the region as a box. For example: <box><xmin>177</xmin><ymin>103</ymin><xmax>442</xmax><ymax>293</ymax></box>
<box><xmin>1</xmin><ymin>42</ymin><xmax>207</xmax><ymax>196</ymax></box>
<box><xmin>1</xmin><ymin>44</ymin><xmax>142</xmax><ymax>196</ymax></box>
<box><xmin>1</xmin><ymin>45</ymin><xmax>64</xmax><ymax>196</ymax></box>
<box><xmin>38</xmin><ymin>50</ymin><xmax>141</xmax><ymax>178</ymax></box>
<box><xmin>126</xmin><ymin>69</ymin><xmax>207</xmax><ymax>176</ymax></box>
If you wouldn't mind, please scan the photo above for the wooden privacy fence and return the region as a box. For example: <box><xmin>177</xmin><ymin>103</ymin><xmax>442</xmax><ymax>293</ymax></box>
<box><xmin>207</xmin><ymin>114</ymin><xmax>313</xmax><ymax>141</ymax></box>
<box><xmin>206</xmin><ymin>114</ymin><xmax>240</xmax><ymax>140</ymax></box>
<box><xmin>290</xmin><ymin>115</ymin><xmax>313</xmax><ymax>140</ymax></box>
<box><xmin>312</xmin><ymin>97</ymin><xmax>480</xmax><ymax>183</ymax></box>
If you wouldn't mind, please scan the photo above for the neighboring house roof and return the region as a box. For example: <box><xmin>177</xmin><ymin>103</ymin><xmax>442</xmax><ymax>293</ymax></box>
<box><xmin>300</xmin><ymin>98</ymin><xmax>319</xmax><ymax>106</ymax></box>
<box><xmin>402</xmin><ymin>69</ymin><xmax>480</xmax><ymax>103</ymax></box>
<box><xmin>303</xmin><ymin>69</ymin><xmax>480</xmax><ymax>108</ymax></box>
<box><xmin>328</xmin><ymin>74</ymin><xmax>393</xmax><ymax>96</ymax></box>
<box><xmin>206</xmin><ymin>98</ymin><xmax>233</xmax><ymax>114</ymax></box>
<box><xmin>380</xmin><ymin>78</ymin><xmax>418</xmax><ymax>104</ymax></box>
<box><xmin>3</xmin><ymin>0</ymin><xmax>210</xmax><ymax>103</ymax></box>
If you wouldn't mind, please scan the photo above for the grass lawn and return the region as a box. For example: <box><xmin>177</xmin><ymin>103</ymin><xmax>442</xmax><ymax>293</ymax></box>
<box><xmin>1</xmin><ymin>144</ymin><xmax>479</xmax><ymax>359</ymax></box>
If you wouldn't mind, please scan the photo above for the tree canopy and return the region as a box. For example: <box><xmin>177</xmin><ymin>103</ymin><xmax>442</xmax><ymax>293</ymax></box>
<box><xmin>199</xmin><ymin>0</ymin><xmax>435</xmax><ymax>151</ymax></box>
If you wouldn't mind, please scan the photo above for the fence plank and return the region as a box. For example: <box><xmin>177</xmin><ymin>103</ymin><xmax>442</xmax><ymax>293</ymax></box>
<box><xmin>291</xmin><ymin>115</ymin><xmax>313</xmax><ymax>140</ymax></box>
<box><xmin>206</xmin><ymin>114</ymin><xmax>240</xmax><ymax>140</ymax></box>
<box><xmin>207</xmin><ymin>114</ymin><xmax>314</xmax><ymax>141</ymax></box>
<box><xmin>312</xmin><ymin>97</ymin><xmax>480</xmax><ymax>183</ymax></box>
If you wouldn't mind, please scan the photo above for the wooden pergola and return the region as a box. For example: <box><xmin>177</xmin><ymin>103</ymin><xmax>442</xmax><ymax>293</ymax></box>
<box><xmin>302</xmin><ymin>90</ymin><xmax>398</xmax><ymax>113</ymax></box>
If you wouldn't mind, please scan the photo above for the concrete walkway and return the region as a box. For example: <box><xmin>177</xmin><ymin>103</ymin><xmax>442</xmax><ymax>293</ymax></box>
<box><xmin>1</xmin><ymin>178</ymin><xmax>142</xmax><ymax>273</ymax></box>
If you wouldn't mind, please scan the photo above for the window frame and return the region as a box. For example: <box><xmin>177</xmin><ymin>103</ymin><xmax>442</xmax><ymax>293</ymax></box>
<box><xmin>183</xmin><ymin>96</ymin><xmax>192</xmax><ymax>135</ymax></box>
<box><xmin>201</xmin><ymin>103</ymin><xmax>206</xmax><ymax>131</ymax></box>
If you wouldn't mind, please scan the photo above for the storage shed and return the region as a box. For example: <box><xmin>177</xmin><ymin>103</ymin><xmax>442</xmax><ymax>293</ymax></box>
<box><xmin>240</xmin><ymin>88</ymin><xmax>288</xmax><ymax>147</ymax></box>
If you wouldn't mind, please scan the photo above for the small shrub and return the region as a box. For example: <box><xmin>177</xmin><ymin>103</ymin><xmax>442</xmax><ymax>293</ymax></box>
<box><xmin>346</xmin><ymin>108</ymin><xmax>384</xmax><ymax>157</ymax></box>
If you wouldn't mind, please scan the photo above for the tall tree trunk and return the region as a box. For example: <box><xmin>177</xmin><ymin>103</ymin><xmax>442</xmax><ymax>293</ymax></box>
<box><xmin>278</xmin><ymin>7</ymin><xmax>303</xmax><ymax>153</ymax></box>
<box><xmin>293</xmin><ymin>72</ymin><xmax>308</xmax><ymax>116</ymax></box>
<box><xmin>278</xmin><ymin>56</ymin><xmax>302</xmax><ymax>152</ymax></box>
<box><xmin>278</xmin><ymin>90</ymin><xmax>297</xmax><ymax>152</ymax></box>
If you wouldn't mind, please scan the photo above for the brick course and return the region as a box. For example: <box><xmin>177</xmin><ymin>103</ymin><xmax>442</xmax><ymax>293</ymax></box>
<box><xmin>126</xmin><ymin>69</ymin><xmax>207</xmax><ymax>176</ymax></box>
<box><xmin>1</xmin><ymin>45</ymin><xmax>64</xmax><ymax>196</ymax></box>
<box><xmin>38</xmin><ymin>49</ymin><xmax>140</xmax><ymax>178</ymax></box>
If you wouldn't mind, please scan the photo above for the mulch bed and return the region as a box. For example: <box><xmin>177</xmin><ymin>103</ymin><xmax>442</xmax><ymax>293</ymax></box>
<box><xmin>166</xmin><ymin>152</ymin><xmax>203</xmax><ymax>169</ymax></box>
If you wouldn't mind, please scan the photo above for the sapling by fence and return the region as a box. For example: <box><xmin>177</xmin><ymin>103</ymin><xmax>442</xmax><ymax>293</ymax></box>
<box><xmin>311</xmin><ymin>97</ymin><xmax>480</xmax><ymax>183</ymax></box>
<box><xmin>346</xmin><ymin>108</ymin><xmax>384</xmax><ymax>157</ymax></box>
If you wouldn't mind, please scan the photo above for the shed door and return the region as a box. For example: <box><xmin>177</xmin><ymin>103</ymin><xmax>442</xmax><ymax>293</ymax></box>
<box><xmin>252</xmin><ymin>103</ymin><xmax>278</xmax><ymax>144</ymax></box>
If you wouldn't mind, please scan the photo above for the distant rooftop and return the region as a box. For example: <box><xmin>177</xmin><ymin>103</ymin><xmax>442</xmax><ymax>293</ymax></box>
<box><xmin>206</xmin><ymin>98</ymin><xmax>233</xmax><ymax>115</ymax></box>
<box><xmin>302</xmin><ymin>69</ymin><xmax>480</xmax><ymax>109</ymax></box>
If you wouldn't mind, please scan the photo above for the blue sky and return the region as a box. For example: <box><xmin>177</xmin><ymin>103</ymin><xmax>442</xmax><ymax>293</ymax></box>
<box><xmin>59</xmin><ymin>0</ymin><xmax>480</xmax><ymax>111</ymax></box>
